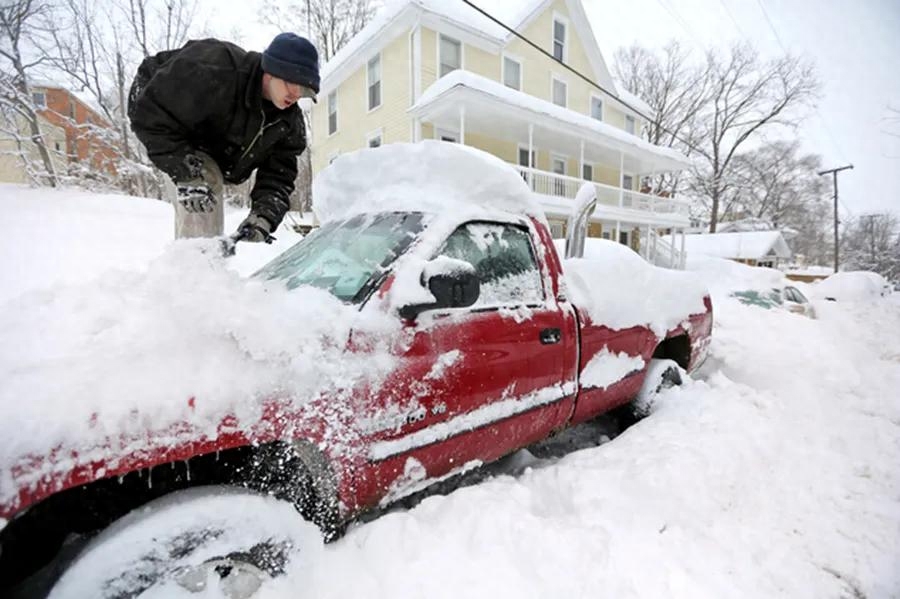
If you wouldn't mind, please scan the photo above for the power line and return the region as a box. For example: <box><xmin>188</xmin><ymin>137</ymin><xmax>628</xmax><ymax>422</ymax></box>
<box><xmin>459</xmin><ymin>0</ymin><xmax>706</xmax><ymax>157</ymax></box>
<box><xmin>753</xmin><ymin>0</ymin><xmax>849</xmax><ymax>165</ymax></box>
<box><xmin>717</xmin><ymin>0</ymin><xmax>747</xmax><ymax>38</ymax></box>
<box><xmin>654</xmin><ymin>0</ymin><xmax>707</xmax><ymax>52</ymax></box>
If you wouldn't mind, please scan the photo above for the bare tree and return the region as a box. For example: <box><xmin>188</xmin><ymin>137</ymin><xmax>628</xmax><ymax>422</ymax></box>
<box><xmin>0</xmin><ymin>0</ymin><xmax>58</xmax><ymax>185</ymax></box>
<box><xmin>728</xmin><ymin>140</ymin><xmax>827</xmax><ymax>228</ymax></box>
<box><xmin>691</xmin><ymin>43</ymin><xmax>819</xmax><ymax>232</ymax></box>
<box><xmin>613</xmin><ymin>41</ymin><xmax>709</xmax><ymax>196</ymax></box>
<box><xmin>260</xmin><ymin>0</ymin><xmax>377</xmax><ymax>62</ymax></box>
<box><xmin>842</xmin><ymin>213</ymin><xmax>900</xmax><ymax>282</ymax></box>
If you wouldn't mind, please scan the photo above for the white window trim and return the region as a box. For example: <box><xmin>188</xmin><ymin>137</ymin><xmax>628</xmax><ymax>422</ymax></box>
<box><xmin>589</xmin><ymin>92</ymin><xmax>604</xmax><ymax>121</ymax></box>
<box><xmin>551</xmin><ymin>153</ymin><xmax>568</xmax><ymax>176</ymax></box>
<box><xmin>501</xmin><ymin>52</ymin><xmax>523</xmax><ymax>91</ymax></box>
<box><xmin>437</xmin><ymin>33</ymin><xmax>464</xmax><ymax>78</ymax></box>
<box><xmin>581</xmin><ymin>161</ymin><xmax>594</xmax><ymax>181</ymax></box>
<box><xmin>366</xmin><ymin>52</ymin><xmax>382</xmax><ymax>113</ymax></box>
<box><xmin>435</xmin><ymin>127</ymin><xmax>459</xmax><ymax>142</ymax></box>
<box><xmin>550</xmin><ymin>74</ymin><xmax>568</xmax><ymax>109</ymax></box>
<box><xmin>366</xmin><ymin>127</ymin><xmax>384</xmax><ymax>148</ymax></box>
<box><xmin>327</xmin><ymin>90</ymin><xmax>338</xmax><ymax>137</ymax></box>
<box><xmin>517</xmin><ymin>144</ymin><xmax>536</xmax><ymax>168</ymax></box>
<box><xmin>552</xmin><ymin>12</ymin><xmax>569</xmax><ymax>63</ymax></box>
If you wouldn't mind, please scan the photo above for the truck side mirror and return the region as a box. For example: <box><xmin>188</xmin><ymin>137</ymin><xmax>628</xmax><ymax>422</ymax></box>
<box><xmin>399</xmin><ymin>257</ymin><xmax>480</xmax><ymax>320</ymax></box>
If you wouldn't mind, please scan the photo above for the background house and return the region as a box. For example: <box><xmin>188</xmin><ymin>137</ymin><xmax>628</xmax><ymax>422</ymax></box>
<box><xmin>310</xmin><ymin>0</ymin><xmax>692</xmax><ymax>268</ymax></box>
<box><xmin>0</xmin><ymin>109</ymin><xmax>68</xmax><ymax>184</ymax></box>
<box><xmin>31</xmin><ymin>84</ymin><xmax>120</xmax><ymax>179</ymax></box>
<box><xmin>670</xmin><ymin>231</ymin><xmax>793</xmax><ymax>268</ymax></box>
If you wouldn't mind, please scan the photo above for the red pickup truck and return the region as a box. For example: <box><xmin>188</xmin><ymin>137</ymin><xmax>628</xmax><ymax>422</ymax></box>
<box><xmin>0</xmin><ymin>143</ymin><xmax>712</xmax><ymax>597</ymax></box>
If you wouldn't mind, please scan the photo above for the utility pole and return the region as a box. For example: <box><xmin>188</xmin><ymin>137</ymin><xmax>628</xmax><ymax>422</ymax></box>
<box><xmin>818</xmin><ymin>164</ymin><xmax>853</xmax><ymax>273</ymax></box>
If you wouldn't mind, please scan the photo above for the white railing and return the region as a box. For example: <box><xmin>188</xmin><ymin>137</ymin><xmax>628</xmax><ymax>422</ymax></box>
<box><xmin>641</xmin><ymin>228</ymin><xmax>686</xmax><ymax>269</ymax></box>
<box><xmin>512</xmin><ymin>165</ymin><xmax>691</xmax><ymax>219</ymax></box>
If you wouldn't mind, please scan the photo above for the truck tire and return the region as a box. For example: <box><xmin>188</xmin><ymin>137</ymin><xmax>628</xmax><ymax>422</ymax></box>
<box><xmin>47</xmin><ymin>487</ymin><xmax>323</xmax><ymax>599</ymax></box>
<box><xmin>616</xmin><ymin>359</ymin><xmax>683</xmax><ymax>427</ymax></box>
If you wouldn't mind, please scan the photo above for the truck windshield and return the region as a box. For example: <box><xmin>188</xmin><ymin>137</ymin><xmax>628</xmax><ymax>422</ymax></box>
<box><xmin>253</xmin><ymin>212</ymin><xmax>425</xmax><ymax>302</ymax></box>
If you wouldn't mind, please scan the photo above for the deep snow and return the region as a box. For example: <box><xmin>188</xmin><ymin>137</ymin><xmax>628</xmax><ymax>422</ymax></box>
<box><xmin>1</xmin><ymin>182</ymin><xmax>899</xmax><ymax>598</ymax></box>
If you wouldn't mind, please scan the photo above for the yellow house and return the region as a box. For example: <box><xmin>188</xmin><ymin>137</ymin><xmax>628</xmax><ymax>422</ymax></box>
<box><xmin>310</xmin><ymin>0</ymin><xmax>691</xmax><ymax>267</ymax></box>
<box><xmin>0</xmin><ymin>109</ymin><xmax>67</xmax><ymax>185</ymax></box>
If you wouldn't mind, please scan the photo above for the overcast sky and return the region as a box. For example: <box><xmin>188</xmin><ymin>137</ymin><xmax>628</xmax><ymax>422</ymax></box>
<box><xmin>201</xmin><ymin>0</ymin><xmax>900</xmax><ymax>219</ymax></box>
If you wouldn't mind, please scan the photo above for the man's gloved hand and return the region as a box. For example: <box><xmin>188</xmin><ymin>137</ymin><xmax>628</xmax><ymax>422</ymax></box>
<box><xmin>237</xmin><ymin>213</ymin><xmax>275</xmax><ymax>243</ymax></box>
<box><xmin>176</xmin><ymin>183</ymin><xmax>216</xmax><ymax>213</ymax></box>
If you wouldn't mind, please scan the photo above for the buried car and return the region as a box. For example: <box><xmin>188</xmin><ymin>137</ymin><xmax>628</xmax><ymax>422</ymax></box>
<box><xmin>0</xmin><ymin>142</ymin><xmax>712</xmax><ymax>597</ymax></box>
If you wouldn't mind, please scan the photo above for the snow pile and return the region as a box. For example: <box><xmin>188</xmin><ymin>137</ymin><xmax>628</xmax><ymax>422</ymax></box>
<box><xmin>685</xmin><ymin>254</ymin><xmax>787</xmax><ymax>301</ymax></box>
<box><xmin>312</xmin><ymin>141</ymin><xmax>546</xmax><ymax>224</ymax></box>
<box><xmin>0</xmin><ymin>233</ymin><xmax>397</xmax><ymax>506</ymax></box>
<box><xmin>559</xmin><ymin>238</ymin><xmax>709</xmax><ymax>336</ymax></box>
<box><xmin>580</xmin><ymin>347</ymin><xmax>645</xmax><ymax>389</ymax></box>
<box><xmin>811</xmin><ymin>270</ymin><xmax>892</xmax><ymax>302</ymax></box>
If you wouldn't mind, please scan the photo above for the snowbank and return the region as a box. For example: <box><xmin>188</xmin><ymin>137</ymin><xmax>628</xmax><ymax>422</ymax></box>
<box><xmin>811</xmin><ymin>270</ymin><xmax>892</xmax><ymax>302</ymax></box>
<box><xmin>559</xmin><ymin>239</ymin><xmax>709</xmax><ymax>336</ymax></box>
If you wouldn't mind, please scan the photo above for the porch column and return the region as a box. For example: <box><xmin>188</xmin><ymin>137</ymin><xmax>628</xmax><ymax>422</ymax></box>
<box><xmin>528</xmin><ymin>123</ymin><xmax>534</xmax><ymax>190</ymax></box>
<box><xmin>615</xmin><ymin>221</ymin><xmax>621</xmax><ymax>244</ymax></box>
<box><xmin>618</xmin><ymin>151</ymin><xmax>625</xmax><ymax>208</ymax></box>
<box><xmin>680</xmin><ymin>229</ymin><xmax>687</xmax><ymax>269</ymax></box>
<box><xmin>579</xmin><ymin>140</ymin><xmax>585</xmax><ymax>179</ymax></box>
<box><xmin>645</xmin><ymin>224</ymin><xmax>651</xmax><ymax>260</ymax></box>
<box><xmin>414</xmin><ymin>117</ymin><xmax>422</xmax><ymax>143</ymax></box>
<box><xmin>459</xmin><ymin>105</ymin><xmax>466</xmax><ymax>145</ymax></box>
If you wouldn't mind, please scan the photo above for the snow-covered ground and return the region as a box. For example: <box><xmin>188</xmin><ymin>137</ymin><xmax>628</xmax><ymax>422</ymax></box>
<box><xmin>2</xmin><ymin>183</ymin><xmax>899</xmax><ymax>598</ymax></box>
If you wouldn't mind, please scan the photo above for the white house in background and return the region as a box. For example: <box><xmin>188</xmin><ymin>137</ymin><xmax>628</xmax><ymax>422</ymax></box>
<box><xmin>669</xmin><ymin>231</ymin><xmax>793</xmax><ymax>268</ymax></box>
<box><xmin>310</xmin><ymin>0</ymin><xmax>693</xmax><ymax>268</ymax></box>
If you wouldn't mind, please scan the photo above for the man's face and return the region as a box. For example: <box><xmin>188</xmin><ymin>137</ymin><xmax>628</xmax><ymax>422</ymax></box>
<box><xmin>264</xmin><ymin>74</ymin><xmax>315</xmax><ymax>110</ymax></box>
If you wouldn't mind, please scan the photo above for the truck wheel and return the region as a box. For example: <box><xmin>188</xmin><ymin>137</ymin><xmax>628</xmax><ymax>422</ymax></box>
<box><xmin>633</xmin><ymin>358</ymin><xmax>683</xmax><ymax>417</ymax></box>
<box><xmin>616</xmin><ymin>359</ymin><xmax>683</xmax><ymax>427</ymax></box>
<box><xmin>48</xmin><ymin>486</ymin><xmax>322</xmax><ymax>599</ymax></box>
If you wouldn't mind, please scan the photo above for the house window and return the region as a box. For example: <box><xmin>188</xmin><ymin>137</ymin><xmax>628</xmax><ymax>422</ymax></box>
<box><xmin>439</xmin><ymin>35</ymin><xmax>461</xmax><ymax>78</ymax></box>
<box><xmin>436</xmin><ymin>128</ymin><xmax>458</xmax><ymax>143</ymax></box>
<box><xmin>619</xmin><ymin>230</ymin><xmax>630</xmax><ymax>246</ymax></box>
<box><xmin>625</xmin><ymin>115</ymin><xmax>636</xmax><ymax>135</ymax></box>
<box><xmin>32</xmin><ymin>91</ymin><xmax>46</xmax><ymax>107</ymax></box>
<box><xmin>68</xmin><ymin>100</ymin><xmax>76</xmax><ymax>119</ymax></box>
<box><xmin>549</xmin><ymin>220</ymin><xmax>565</xmax><ymax>239</ymax></box>
<box><xmin>552</xmin><ymin>77</ymin><xmax>567</xmax><ymax>108</ymax></box>
<box><xmin>327</xmin><ymin>91</ymin><xmax>337</xmax><ymax>135</ymax></box>
<box><xmin>503</xmin><ymin>55</ymin><xmax>521</xmax><ymax>90</ymax></box>
<box><xmin>54</xmin><ymin>142</ymin><xmax>62</xmax><ymax>152</ymax></box>
<box><xmin>582</xmin><ymin>163</ymin><xmax>593</xmax><ymax>181</ymax></box>
<box><xmin>590</xmin><ymin>96</ymin><xmax>603</xmax><ymax>121</ymax></box>
<box><xmin>518</xmin><ymin>147</ymin><xmax>536</xmax><ymax>168</ymax></box>
<box><xmin>622</xmin><ymin>174</ymin><xmax>634</xmax><ymax>190</ymax></box>
<box><xmin>552</xmin><ymin>156</ymin><xmax>567</xmax><ymax>196</ymax></box>
<box><xmin>367</xmin><ymin>55</ymin><xmax>381</xmax><ymax>110</ymax></box>
<box><xmin>552</xmin><ymin>18</ymin><xmax>566</xmax><ymax>62</ymax></box>
<box><xmin>367</xmin><ymin>131</ymin><xmax>382</xmax><ymax>148</ymax></box>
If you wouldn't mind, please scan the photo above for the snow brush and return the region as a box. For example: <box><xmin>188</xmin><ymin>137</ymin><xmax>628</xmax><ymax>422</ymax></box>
<box><xmin>219</xmin><ymin>225</ymin><xmax>276</xmax><ymax>257</ymax></box>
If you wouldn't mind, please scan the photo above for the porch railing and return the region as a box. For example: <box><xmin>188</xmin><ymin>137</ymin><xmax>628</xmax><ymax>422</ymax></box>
<box><xmin>512</xmin><ymin>165</ymin><xmax>691</xmax><ymax>219</ymax></box>
<box><xmin>640</xmin><ymin>227</ymin><xmax>686</xmax><ymax>269</ymax></box>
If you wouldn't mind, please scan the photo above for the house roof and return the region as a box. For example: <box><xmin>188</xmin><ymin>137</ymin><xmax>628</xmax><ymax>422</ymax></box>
<box><xmin>321</xmin><ymin>0</ymin><xmax>619</xmax><ymax>102</ymax></box>
<box><xmin>410</xmin><ymin>70</ymin><xmax>691</xmax><ymax>170</ymax></box>
<box><xmin>668</xmin><ymin>231</ymin><xmax>793</xmax><ymax>260</ymax></box>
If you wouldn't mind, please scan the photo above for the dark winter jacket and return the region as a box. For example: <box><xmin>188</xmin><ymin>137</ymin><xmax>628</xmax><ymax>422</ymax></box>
<box><xmin>129</xmin><ymin>38</ymin><xmax>306</xmax><ymax>229</ymax></box>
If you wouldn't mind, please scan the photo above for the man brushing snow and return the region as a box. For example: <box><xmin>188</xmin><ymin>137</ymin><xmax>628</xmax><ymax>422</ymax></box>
<box><xmin>128</xmin><ymin>33</ymin><xmax>318</xmax><ymax>241</ymax></box>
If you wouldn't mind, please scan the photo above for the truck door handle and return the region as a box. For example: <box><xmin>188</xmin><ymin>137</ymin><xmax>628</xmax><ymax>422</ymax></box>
<box><xmin>540</xmin><ymin>328</ymin><xmax>561</xmax><ymax>344</ymax></box>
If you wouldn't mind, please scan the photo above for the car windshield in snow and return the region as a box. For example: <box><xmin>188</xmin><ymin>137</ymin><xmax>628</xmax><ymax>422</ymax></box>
<box><xmin>254</xmin><ymin>212</ymin><xmax>426</xmax><ymax>302</ymax></box>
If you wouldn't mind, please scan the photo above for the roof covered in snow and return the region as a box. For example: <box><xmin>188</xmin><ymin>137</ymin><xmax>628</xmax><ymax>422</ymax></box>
<box><xmin>669</xmin><ymin>231</ymin><xmax>793</xmax><ymax>261</ymax></box>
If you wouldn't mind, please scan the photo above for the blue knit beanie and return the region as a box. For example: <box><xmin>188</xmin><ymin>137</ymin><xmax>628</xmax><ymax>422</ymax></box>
<box><xmin>262</xmin><ymin>33</ymin><xmax>320</xmax><ymax>93</ymax></box>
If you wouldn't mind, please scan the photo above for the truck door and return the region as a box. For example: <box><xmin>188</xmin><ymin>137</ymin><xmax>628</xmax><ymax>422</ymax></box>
<box><xmin>367</xmin><ymin>221</ymin><xmax>577</xmax><ymax>497</ymax></box>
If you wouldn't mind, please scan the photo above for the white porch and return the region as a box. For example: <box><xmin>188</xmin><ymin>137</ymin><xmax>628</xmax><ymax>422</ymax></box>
<box><xmin>409</xmin><ymin>71</ymin><xmax>691</xmax><ymax>268</ymax></box>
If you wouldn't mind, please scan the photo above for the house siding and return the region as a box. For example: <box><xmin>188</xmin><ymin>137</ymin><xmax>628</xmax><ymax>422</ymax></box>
<box><xmin>312</xmin><ymin>33</ymin><xmax>411</xmax><ymax>173</ymax></box>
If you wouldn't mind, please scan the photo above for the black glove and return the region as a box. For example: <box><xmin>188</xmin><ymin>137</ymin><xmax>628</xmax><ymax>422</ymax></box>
<box><xmin>176</xmin><ymin>183</ymin><xmax>215</xmax><ymax>213</ymax></box>
<box><xmin>237</xmin><ymin>213</ymin><xmax>275</xmax><ymax>243</ymax></box>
